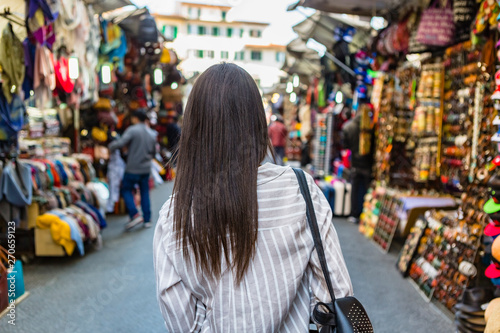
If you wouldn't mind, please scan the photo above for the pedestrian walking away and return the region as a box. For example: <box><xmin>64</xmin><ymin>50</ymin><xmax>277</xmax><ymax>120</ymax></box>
<box><xmin>268</xmin><ymin>114</ymin><xmax>288</xmax><ymax>166</ymax></box>
<box><xmin>153</xmin><ymin>63</ymin><xmax>353</xmax><ymax>332</ymax></box>
<box><xmin>109</xmin><ymin>108</ymin><xmax>157</xmax><ymax>230</ymax></box>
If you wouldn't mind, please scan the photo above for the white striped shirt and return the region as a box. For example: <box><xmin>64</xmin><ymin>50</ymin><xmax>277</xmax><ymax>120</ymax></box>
<box><xmin>153</xmin><ymin>163</ymin><xmax>353</xmax><ymax>332</ymax></box>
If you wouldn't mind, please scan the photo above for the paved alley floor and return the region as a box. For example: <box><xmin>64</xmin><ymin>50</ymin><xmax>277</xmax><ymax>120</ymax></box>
<box><xmin>1</xmin><ymin>181</ymin><xmax>455</xmax><ymax>333</ymax></box>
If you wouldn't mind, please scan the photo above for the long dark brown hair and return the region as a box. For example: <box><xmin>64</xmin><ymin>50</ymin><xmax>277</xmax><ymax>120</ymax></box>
<box><xmin>172</xmin><ymin>63</ymin><xmax>270</xmax><ymax>283</ymax></box>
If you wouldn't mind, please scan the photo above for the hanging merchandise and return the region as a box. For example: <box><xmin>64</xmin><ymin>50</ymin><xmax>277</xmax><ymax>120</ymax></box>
<box><xmin>33</xmin><ymin>44</ymin><xmax>56</xmax><ymax>108</ymax></box>
<box><xmin>27</xmin><ymin>0</ymin><xmax>58</xmax><ymax>48</ymax></box>
<box><xmin>0</xmin><ymin>93</ymin><xmax>25</xmax><ymax>140</ymax></box>
<box><xmin>416</xmin><ymin>0</ymin><xmax>455</xmax><ymax>47</ymax></box>
<box><xmin>313</xmin><ymin>113</ymin><xmax>334</xmax><ymax>176</ymax></box>
<box><xmin>359</xmin><ymin>104</ymin><xmax>372</xmax><ymax>156</ymax></box>
<box><xmin>473</xmin><ymin>0</ymin><xmax>500</xmax><ymax>36</ymax></box>
<box><xmin>53</xmin><ymin>52</ymin><xmax>76</xmax><ymax>94</ymax></box>
<box><xmin>0</xmin><ymin>23</ymin><xmax>25</xmax><ymax>102</ymax></box>
<box><xmin>441</xmin><ymin>42</ymin><xmax>477</xmax><ymax>192</ymax></box>
<box><xmin>409</xmin><ymin>12</ymin><xmax>432</xmax><ymax>54</ymax></box>
<box><xmin>117</xmin><ymin>9</ymin><xmax>159</xmax><ymax>46</ymax></box>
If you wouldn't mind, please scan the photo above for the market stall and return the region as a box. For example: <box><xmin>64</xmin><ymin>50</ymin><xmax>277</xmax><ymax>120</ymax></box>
<box><xmin>287</xmin><ymin>0</ymin><xmax>500</xmax><ymax>326</ymax></box>
<box><xmin>0</xmin><ymin>0</ymin><xmax>181</xmax><ymax>315</ymax></box>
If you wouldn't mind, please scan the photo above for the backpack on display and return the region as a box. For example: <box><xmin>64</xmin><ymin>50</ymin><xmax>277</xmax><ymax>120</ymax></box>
<box><xmin>138</xmin><ymin>14</ymin><xmax>158</xmax><ymax>45</ymax></box>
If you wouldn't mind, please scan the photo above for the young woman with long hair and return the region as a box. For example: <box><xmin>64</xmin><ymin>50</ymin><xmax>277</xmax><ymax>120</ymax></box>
<box><xmin>153</xmin><ymin>63</ymin><xmax>352</xmax><ymax>332</ymax></box>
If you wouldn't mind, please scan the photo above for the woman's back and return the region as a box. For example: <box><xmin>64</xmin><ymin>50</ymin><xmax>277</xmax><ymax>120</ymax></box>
<box><xmin>153</xmin><ymin>163</ymin><xmax>353</xmax><ymax>332</ymax></box>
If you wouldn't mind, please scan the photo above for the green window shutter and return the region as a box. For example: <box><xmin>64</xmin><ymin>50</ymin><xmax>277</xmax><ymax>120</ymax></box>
<box><xmin>197</xmin><ymin>50</ymin><xmax>203</xmax><ymax>58</ymax></box>
<box><xmin>240</xmin><ymin>29</ymin><xmax>244</xmax><ymax>37</ymax></box>
<box><xmin>173</xmin><ymin>26</ymin><xmax>178</xmax><ymax>39</ymax></box>
<box><xmin>227</xmin><ymin>28</ymin><xmax>232</xmax><ymax>37</ymax></box>
<box><xmin>251</xmin><ymin>51</ymin><xmax>262</xmax><ymax>61</ymax></box>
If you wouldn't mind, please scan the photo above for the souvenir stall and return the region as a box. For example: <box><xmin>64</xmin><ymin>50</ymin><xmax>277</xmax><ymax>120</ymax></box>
<box><xmin>360</xmin><ymin>0</ymin><xmax>500</xmax><ymax>323</ymax></box>
<box><xmin>290</xmin><ymin>0</ymin><xmax>500</xmax><ymax>323</ymax></box>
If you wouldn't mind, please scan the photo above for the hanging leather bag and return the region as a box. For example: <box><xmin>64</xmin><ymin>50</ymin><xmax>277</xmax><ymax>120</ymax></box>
<box><xmin>416</xmin><ymin>0</ymin><xmax>455</xmax><ymax>47</ymax></box>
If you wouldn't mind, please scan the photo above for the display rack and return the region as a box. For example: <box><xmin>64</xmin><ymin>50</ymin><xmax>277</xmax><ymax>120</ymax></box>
<box><xmin>397</xmin><ymin>217</ymin><xmax>428</xmax><ymax>276</ymax></box>
<box><xmin>372</xmin><ymin>190</ymin><xmax>403</xmax><ymax>253</ymax></box>
<box><xmin>313</xmin><ymin>112</ymin><xmax>334</xmax><ymax>176</ymax></box>
<box><xmin>408</xmin><ymin>210</ymin><xmax>482</xmax><ymax>311</ymax></box>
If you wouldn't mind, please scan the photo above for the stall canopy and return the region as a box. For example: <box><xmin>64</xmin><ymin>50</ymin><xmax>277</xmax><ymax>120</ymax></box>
<box><xmin>84</xmin><ymin>0</ymin><xmax>134</xmax><ymax>14</ymax></box>
<box><xmin>283</xmin><ymin>38</ymin><xmax>321</xmax><ymax>76</ymax></box>
<box><xmin>293</xmin><ymin>12</ymin><xmax>370</xmax><ymax>51</ymax></box>
<box><xmin>288</xmin><ymin>0</ymin><xmax>401</xmax><ymax>17</ymax></box>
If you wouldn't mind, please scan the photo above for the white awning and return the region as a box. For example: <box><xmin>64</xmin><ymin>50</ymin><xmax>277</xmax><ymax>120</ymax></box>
<box><xmin>288</xmin><ymin>0</ymin><xmax>402</xmax><ymax>17</ymax></box>
<box><xmin>84</xmin><ymin>0</ymin><xmax>135</xmax><ymax>14</ymax></box>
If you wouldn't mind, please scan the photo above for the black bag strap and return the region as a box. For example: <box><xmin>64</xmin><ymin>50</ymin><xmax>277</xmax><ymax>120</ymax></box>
<box><xmin>293</xmin><ymin>168</ymin><xmax>336</xmax><ymax>303</ymax></box>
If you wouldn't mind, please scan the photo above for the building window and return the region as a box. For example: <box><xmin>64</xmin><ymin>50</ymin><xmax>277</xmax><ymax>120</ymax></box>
<box><xmin>251</xmin><ymin>51</ymin><xmax>262</xmax><ymax>61</ymax></box>
<box><xmin>222</xmin><ymin>11</ymin><xmax>227</xmax><ymax>21</ymax></box>
<box><xmin>234</xmin><ymin>51</ymin><xmax>245</xmax><ymax>60</ymax></box>
<box><xmin>212</xmin><ymin>27</ymin><xmax>220</xmax><ymax>36</ymax></box>
<box><xmin>187</xmin><ymin>24</ymin><xmax>192</xmax><ymax>34</ymax></box>
<box><xmin>162</xmin><ymin>25</ymin><xmax>178</xmax><ymax>40</ymax></box>
<box><xmin>188</xmin><ymin>7</ymin><xmax>192</xmax><ymax>17</ymax></box>
<box><xmin>275</xmin><ymin>51</ymin><xmax>285</xmax><ymax>62</ymax></box>
<box><xmin>195</xmin><ymin>50</ymin><xmax>215</xmax><ymax>59</ymax></box>
<box><xmin>198</xmin><ymin>26</ymin><xmax>206</xmax><ymax>35</ymax></box>
<box><xmin>239</xmin><ymin>28</ymin><xmax>244</xmax><ymax>38</ymax></box>
<box><xmin>227</xmin><ymin>27</ymin><xmax>233</xmax><ymax>37</ymax></box>
<box><xmin>249</xmin><ymin>30</ymin><xmax>262</xmax><ymax>38</ymax></box>
<box><xmin>221</xmin><ymin>51</ymin><xmax>229</xmax><ymax>59</ymax></box>
<box><xmin>197</xmin><ymin>8</ymin><xmax>201</xmax><ymax>18</ymax></box>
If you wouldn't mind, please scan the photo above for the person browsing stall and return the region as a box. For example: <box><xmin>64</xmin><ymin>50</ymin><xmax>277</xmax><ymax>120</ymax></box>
<box><xmin>109</xmin><ymin>108</ymin><xmax>157</xmax><ymax>230</ymax></box>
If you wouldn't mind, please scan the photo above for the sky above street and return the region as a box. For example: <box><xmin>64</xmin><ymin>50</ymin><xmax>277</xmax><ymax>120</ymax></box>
<box><xmin>131</xmin><ymin>0</ymin><xmax>317</xmax><ymax>46</ymax></box>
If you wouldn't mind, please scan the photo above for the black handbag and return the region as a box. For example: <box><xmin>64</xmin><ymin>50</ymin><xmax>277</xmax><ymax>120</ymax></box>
<box><xmin>293</xmin><ymin>168</ymin><xmax>374</xmax><ymax>333</ymax></box>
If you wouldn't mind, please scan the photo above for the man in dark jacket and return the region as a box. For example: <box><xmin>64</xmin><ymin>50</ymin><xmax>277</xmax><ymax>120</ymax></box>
<box><xmin>341</xmin><ymin>111</ymin><xmax>374</xmax><ymax>223</ymax></box>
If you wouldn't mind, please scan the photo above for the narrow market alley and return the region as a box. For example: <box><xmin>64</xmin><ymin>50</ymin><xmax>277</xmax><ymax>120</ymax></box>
<box><xmin>1</xmin><ymin>181</ymin><xmax>454</xmax><ymax>333</ymax></box>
